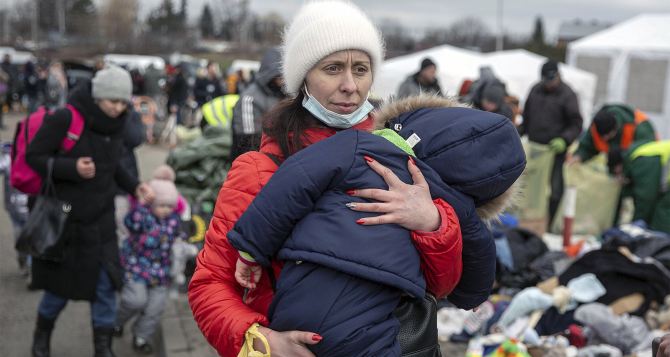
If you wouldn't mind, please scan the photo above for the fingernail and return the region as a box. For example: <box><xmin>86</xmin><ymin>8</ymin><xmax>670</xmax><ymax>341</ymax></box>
<box><xmin>345</xmin><ymin>202</ymin><xmax>356</xmax><ymax>209</ymax></box>
<box><xmin>312</xmin><ymin>334</ymin><xmax>323</xmax><ymax>342</ymax></box>
<box><xmin>356</xmin><ymin>219</ymin><xmax>365</xmax><ymax>225</ymax></box>
<box><xmin>346</xmin><ymin>189</ymin><xmax>356</xmax><ymax>196</ymax></box>
<box><xmin>364</xmin><ymin>155</ymin><xmax>374</xmax><ymax>163</ymax></box>
<box><xmin>408</xmin><ymin>156</ymin><xmax>415</xmax><ymax>165</ymax></box>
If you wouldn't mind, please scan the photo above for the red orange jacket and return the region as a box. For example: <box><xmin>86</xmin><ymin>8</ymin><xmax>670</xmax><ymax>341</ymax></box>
<box><xmin>187</xmin><ymin>117</ymin><xmax>463</xmax><ymax>356</ymax></box>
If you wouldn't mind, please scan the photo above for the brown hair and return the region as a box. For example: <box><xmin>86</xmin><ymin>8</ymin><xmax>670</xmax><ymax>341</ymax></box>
<box><xmin>262</xmin><ymin>91</ymin><xmax>323</xmax><ymax>159</ymax></box>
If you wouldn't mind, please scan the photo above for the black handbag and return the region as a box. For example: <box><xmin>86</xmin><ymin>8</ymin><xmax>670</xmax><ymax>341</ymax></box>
<box><xmin>15</xmin><ymin>158</ymin><xmax>71</xmax><ymax>261</ymax></box>
<box><xmin>395</xmin><ymin>293</ymin><xmax>442</xmax><ymax>357</ymax></box>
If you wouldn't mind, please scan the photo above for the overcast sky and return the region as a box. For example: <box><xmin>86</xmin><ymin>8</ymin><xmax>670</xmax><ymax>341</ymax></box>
<box><xmin>5</xmin><ymin>0</ymin><xmax>670</xmax><ymax>39</ymax></box>
<box><xmin>136</xmin><ymin>0</ymin><xmax>670</xmax><ymax>39</ymax></box>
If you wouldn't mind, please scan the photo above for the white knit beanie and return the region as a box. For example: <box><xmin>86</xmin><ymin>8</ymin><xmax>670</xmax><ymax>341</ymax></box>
<box><xmin>92</xmin><ymin>65</ymin><xmax>132</xmax><ymax>101</ymax></box>
<box><xmin>282</xmin><ymin>0</ymin><xmax>385</xmax><ymax>96</ymax></box>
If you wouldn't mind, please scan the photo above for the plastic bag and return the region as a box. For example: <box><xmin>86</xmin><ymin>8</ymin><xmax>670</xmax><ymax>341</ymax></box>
<box><xmin>511</xmin><ymin>141</ymin><xmax>554</xmax><ymax>220</ymax></box>
<box><xmin>551</xmin><ymin>155</ymin><xmax>621</xmax><ymax>235</ymax></box>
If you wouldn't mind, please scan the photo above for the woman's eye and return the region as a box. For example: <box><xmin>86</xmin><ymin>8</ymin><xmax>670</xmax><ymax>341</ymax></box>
<box><xmin>354</xmin><ymin>66</ymin><xmax>369</xmax><ymax>75</ymax></box>
<box><xmin>324</xmin><ymin>65</ymin><xmax>339</xmax><ymax>73</ymax></box>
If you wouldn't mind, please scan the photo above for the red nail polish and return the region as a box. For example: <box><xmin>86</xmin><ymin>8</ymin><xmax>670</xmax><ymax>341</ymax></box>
<box><xmin>312</xmin><ymin>334</ymin><xmax>323</xmax><ymax>342</ymax></box>
<box><xmin>364</xmin><ymin>155</ymin><xmax>374</xmax><ymax>163</ymax></box>
<box><xmin>408</xmin><ymin>156</ymin><xmax>415</xmax><ymax>165</ymax></box>
<box><xmin>346</xmin><ymin>189</ymin><xmax>356</xmax><ymax>195</ymax></box>
<box><xmin>356</xmin><ymin>219</ymin><xmax>365</xmax><ymax>225</ymax></box>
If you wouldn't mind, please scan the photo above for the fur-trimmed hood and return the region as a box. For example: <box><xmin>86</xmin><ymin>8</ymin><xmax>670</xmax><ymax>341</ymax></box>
<box><xmin>375</xmin><ymin>95</ymin><xmax>526</xmax><ymax>221</ymax></box>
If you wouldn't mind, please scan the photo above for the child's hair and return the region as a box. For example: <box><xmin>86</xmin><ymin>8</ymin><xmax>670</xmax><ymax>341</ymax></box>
<box><xmin>152</xmin><ymin>164</ymin><xmax>176</xmax><ymax>182</ymax></box>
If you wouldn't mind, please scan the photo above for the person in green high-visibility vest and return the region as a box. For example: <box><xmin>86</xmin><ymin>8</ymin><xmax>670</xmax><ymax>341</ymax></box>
<box><xmin>200</xmin><ymin>94</ymin><xmax>240</xmax><ymax>130</ymax></box>
<box><xmin>610</xmin><ymin>140</ymin><xmax>670</xmax><ymax>233</ymax></box>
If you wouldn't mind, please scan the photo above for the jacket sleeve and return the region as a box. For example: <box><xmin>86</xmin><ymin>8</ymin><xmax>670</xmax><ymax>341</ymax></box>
<box><xmin>25</xmin><ymin>109</ymin><xmax>82</xmax><ymax>182</ymax></box>
<box><xmin>188</xmin><ymin>153</ymin><xmax>272</xmax><ymax>357</ymax></box>
<box><xmin>634</xmin><ymin>121</ymin><xmax>657</xmax><ymax>144</ymax></box>
<box><xmin>560</xmin><ymin>90</ymin><xmax>583</xmax><ymax>144</ymax></box>
<box><xmin>517</xmin><ymin>93</ymin><xmax>532</xmax><ymax>137</ymax></box>
<box><xmin>231</xmin><ymin>95</ymin><xmax>261</xmax><ymax>136</ymax></box>
<box><xmin>115</xmin><ymin>163</ymin><xmax>139</xmax><ymax>195</ymax></box>
<box><xmin>446</xmin><ymin>213</ymin><xmax>496</xmax><ymax>310</ymax></box>
<box><xmin>574</xmin><ymin>129</ymin><xmax>598</xmax><ymax>162</ymax></box>
<box><xmin>628</xmin><ymin>156</ymin><xmax>662</xmax><ymax>224</ymax></box>
<box><xmin>397</xmin><ymin>78</ymin><xmax>412</xmax><ymax>99</ymax></box>
<box><xmin>410</xmin><ymin>198</ymin><xmax>463</xmax><ymax>299</ymax></box>
<box><xmin>123</xmin><ymin>111</ymin><xmax>146</xmax><ymax>150</ymax></box>
<box><xmin>228</xmin><ymin>133</ymin><xmax>355</xmax><ymax>266</ymax></box>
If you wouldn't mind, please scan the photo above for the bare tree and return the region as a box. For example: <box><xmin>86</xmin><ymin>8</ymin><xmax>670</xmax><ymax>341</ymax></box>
<box><xmin>7</xmin><ymin>2</ymin><xmax>34</xmax><ymax>44</ymax></box>
<box><xmin>252</xmin><ymin>12</ymin><xmax>284</xmax><ymax>45</ymax></box>
<box><xmin>100</xmin><ymin>0</ymin><xmax>138</xmax><ymax>51</ymax></box>
<box><xmin>422</xmin><ymin>17</ymin><xmax>495</xmax><ymax>51</ymax></box>
<box><xmin>378</xmin><ymin>18</ymin><xmax>416</xmax><ymax>57</ymax></box>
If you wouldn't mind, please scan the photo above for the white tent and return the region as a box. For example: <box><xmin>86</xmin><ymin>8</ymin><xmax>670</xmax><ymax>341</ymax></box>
<box><xmin>374</xmin><ymin>46</ymin><xmax>597</xmax><ymax>125</ymax></box>
<box><xmin>567</xmin><ymin>14</ymin><xmax>670</xmax><ymax>138</ymax></box>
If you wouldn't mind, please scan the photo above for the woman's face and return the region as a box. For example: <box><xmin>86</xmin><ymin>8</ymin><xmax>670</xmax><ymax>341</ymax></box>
<box><xmin>97</xmin><ymin>99</ymin><xmax>128</xmax><ymax>118</ymax></box>
<box><xmin>304</xmin><ymin>50</ymin><xmax>373</xmax><ymax>115</ymax></box>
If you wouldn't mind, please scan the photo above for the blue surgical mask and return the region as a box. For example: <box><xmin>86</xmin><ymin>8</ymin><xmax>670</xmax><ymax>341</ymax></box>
<box><xmin>302</xmin><ymin>87</ymin><xmax>374</xmax><ymax>129</ymax></box>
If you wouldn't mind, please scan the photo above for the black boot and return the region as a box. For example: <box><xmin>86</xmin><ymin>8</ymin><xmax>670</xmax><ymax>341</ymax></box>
<box><xmin>32</xmin><ymin>314</ymin><xmax>55</xmax><ymax>357</ymax></box>
<box><xmin>93</xmin><ymin>327</ymin><xmax>116</xmax><ymax>357</ymax></box>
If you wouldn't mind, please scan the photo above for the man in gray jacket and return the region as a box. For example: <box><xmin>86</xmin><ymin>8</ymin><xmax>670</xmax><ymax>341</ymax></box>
<box><xmin>396</xmin><ymin>57</ymin><xmax>443</xmax><ymax>99</ymax></box>
<box><xmin>518</xmin><ymin>60</ymin><xmax>583</xmax><ymax>227</ymax></box>
<box><xmin>230</xmin><ymin>48</ymin><xmax>286</xmax><ymax>160</ymax></box>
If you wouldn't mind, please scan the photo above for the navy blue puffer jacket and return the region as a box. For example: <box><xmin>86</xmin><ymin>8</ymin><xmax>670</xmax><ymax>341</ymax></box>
<box><xmin>228</xmin><ymin>96</ymin><xmax>525</xmax><ymax>356</ymax></box>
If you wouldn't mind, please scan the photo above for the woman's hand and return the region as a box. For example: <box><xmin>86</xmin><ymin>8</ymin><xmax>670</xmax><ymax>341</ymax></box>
<box><xmin>347</xmin><ymin>156</ymin><xmax>440</xmax><ymax>232</ymax></box>
<box><xmin>254</xmin><ymin>326</ymin><xmax>321</xmax><ymax>357</ymax></box>
<box><xmin>135</xmin><ymin>182</ymin><xmax>155</xmax><ymax>205</ymax></box>
<box><xmin>76</xmin><ymin>157</ymin><xmax>95</xmax><ymax>179</ymax></box>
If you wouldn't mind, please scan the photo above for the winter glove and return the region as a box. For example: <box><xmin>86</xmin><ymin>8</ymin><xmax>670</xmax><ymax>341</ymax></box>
<box><xmin>548</xmin><ymin>138</ymin><xmax>567</xmax><ymax>153</ymax></box>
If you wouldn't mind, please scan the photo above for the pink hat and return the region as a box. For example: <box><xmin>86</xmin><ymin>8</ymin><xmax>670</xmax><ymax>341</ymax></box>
<box><xmin>149</xmin><ymin>179</ymin><xmax>178</xmax><ymax>206</ymax></box>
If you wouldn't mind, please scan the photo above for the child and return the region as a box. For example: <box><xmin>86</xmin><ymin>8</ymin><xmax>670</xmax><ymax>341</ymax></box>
<box><xmin>114</xmin><ymin>179</ymin><xmax>182</xmax><ymax>354</ymax></box>
<box><xmin>228</xmin><ymin>97</ymin><xmax>526</xmax><ymax>356</ymax></box>
<box><xmin>0</xmin><ymin>142</ymin><xmax>30</xmax><ymax>277</ymax></box>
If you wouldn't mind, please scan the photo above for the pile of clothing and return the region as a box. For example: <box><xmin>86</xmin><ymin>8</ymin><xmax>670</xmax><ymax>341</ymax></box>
<box><xmin>439</xmin><ymin>220</ymin><xmax>670</xmax><ymax>356</ymax></box>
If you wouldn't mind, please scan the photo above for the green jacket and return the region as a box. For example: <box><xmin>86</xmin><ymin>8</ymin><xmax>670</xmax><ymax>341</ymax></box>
<box><xmin>575</xmin><ymin>104</ymin><xmax>656</xmax><ymax>162</ymax></box>
<box><xmin>624</xmin><ymin>140</ymin><xmax>670</xmax><ymax>233</ymax></box>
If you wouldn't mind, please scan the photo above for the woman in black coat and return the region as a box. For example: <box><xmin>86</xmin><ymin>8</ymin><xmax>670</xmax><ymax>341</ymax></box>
<box><xmin>26</xmin><ymin>65</ymin><xmax>153</xmax><ymax>357</ymax></box>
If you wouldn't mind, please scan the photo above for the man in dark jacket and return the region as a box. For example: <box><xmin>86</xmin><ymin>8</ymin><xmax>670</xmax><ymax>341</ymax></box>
<box><xmin>193</xmin><ymin>62</ymin><xmax>223</xmax><ymax>107</ymax></box>
<box><xmin>26</xmin><ymin>65</ymin><xmax>154</xmax><ymax>357</ymax></box>
<box><xmin>230</xmin><ymin>48</ymin><xmax>287</xmax><ymax>160</ymax></box>
<box><xmin>518</xmin><ymin>60</ymin><xmax>583</xmax><ymax>226</ymax></box>
<box><xmin>396</xmin><ymin>57</ymin><xmax>443</xmax><ymax>99</ymax></box>
<box><xmin>167</xmin><ymin>64</ymin><xmax>190</xmax><ymax>125</ymax></box>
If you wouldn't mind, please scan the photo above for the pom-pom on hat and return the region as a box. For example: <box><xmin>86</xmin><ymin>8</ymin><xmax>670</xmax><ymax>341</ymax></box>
<box><xmin>281</xmin><ymin>0</ymin><xmax>385</xmax><ymax>95</ymax></box>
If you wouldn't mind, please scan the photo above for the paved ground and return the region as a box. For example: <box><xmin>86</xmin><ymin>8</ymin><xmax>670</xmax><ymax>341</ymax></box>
<box><xmin>0</xmin><ymin>111</ymin><xmax>217</xmax><ymax>357</ymax></box>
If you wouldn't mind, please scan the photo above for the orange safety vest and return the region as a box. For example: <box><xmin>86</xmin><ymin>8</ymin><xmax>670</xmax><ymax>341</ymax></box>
<box><xmin>591</xmin><ymin>109</ymin><xmax>649</xmax><ymax>153</ymax></box>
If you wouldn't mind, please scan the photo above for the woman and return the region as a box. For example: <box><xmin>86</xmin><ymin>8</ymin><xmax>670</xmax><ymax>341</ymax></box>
<box><xmin>26</xmin><ymin>65</ymin><xmax>153</xmax><ymax>357</ymax></box>
<box><xmin>188</xmin><ymin>1</ymin><xmax>480</xmax><ymax>356</ymax></box>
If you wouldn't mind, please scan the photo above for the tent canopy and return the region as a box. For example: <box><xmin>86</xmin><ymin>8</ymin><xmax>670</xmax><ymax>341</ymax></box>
<box><xmin>569</xmin><ymin>14</ymin><xmax>670</xmax><ymax>52</ymax></box>
<box><xmin>373</xmin><ymin>45</ymin><xmax>597</xmax><ymax>126</ymax></box>
<box><xmin>567</xmin><ymin>13</ymin><xmax>670</xmax><ymax>138</ymax></box>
